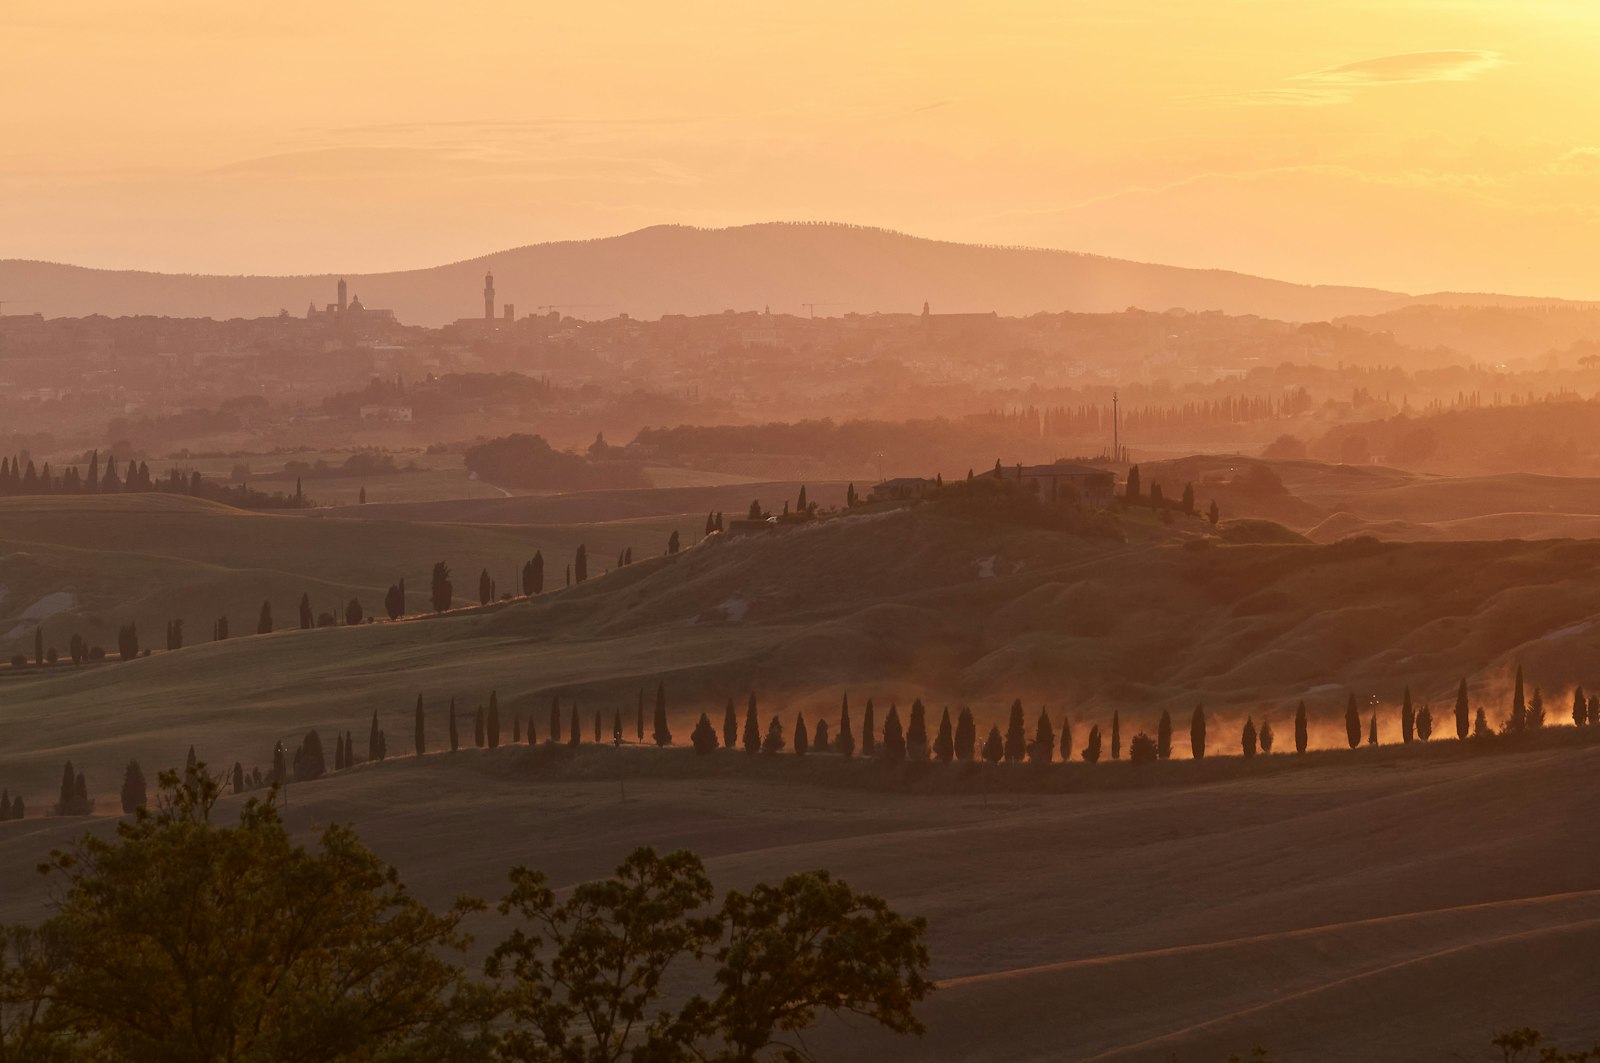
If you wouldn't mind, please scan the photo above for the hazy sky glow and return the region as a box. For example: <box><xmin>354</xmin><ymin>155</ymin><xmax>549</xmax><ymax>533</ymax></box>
<box><xmin>3</xmin><ymin>0</ymin><xmax>1598</xmax><ymax>296</ymax></box>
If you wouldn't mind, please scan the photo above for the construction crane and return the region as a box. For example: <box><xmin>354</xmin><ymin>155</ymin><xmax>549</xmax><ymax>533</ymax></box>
<box><xmin>800</xmin><ymin>302</ymin><xmax>839</xmax><ymax>319</ymax></box>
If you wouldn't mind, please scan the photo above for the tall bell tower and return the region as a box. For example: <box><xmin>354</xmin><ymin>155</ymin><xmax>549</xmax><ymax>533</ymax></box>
<box><xmin>484</xmin><ymin>271</ymin><xmax>495</xmax><ymax>321</ymax></box>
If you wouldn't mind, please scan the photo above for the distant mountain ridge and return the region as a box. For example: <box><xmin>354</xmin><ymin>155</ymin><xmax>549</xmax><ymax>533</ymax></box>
<box><xmin>0</xmin><ymin>222</ymin><xmax>1585</xmax><ymax>325</ymax></box>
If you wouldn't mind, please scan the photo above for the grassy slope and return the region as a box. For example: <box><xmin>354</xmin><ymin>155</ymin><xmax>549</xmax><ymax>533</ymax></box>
<box><xmin>0</xmin><ymin>493</ymin><xmax>693</xmax><ymax>654</ymax></box>
<box><xmin>1</xmin><ymin>740</ymin><xmax>1594</xmax><ymax>1061</ymax></box>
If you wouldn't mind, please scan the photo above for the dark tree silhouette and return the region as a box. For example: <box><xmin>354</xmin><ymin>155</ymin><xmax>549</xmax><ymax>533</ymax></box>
<box><xmin>1111</xmin><ymin>710</ymin><xmax>1122</xmax><ymax>760</ymax></box>
<box><xmin>1417</xmin><ymin>704</ymin><xmax>1433</xmax><ymax>741</ymax></box>
<box><xmin>1473</xmin><ymin>706</ymin><xmax>1492</xmax><ymax>739</ymax></box>
<box><xmin>906</xmin><ymin>700</ymin><xmax>928</xmax><ymax>759</ymax></box>
<box><xmin>593</xmin><ymin>709</ymin><xmax>602</xmax><ymax>744</ymax></box>
<box><xmin>934</xmin><ymin>707</ymin><xmax>954</xmax><ymax>763</ymax></box>
<box><xmin>692</xmin><ymin>712</ymin><xmax>718</xmax><ymax>754</ymax></box>
<box><xmin>1190</xmin><ymin>704</ymin><xmax>1206</xmax><ymax>760</ymax></box>
<box><xmin>345</xmin><ymin>598</ymin><xmax>363</xmax><ymax>626</ymax></box>
<box><xmin>813</xmin><ymin>718</ymin><xmax>830</xmax><ymax>752</ymax></box>
<box><xmin>1124</xmin><ymin>464</ymin><xmax>1140</xmax><ymax>501</ymax></box>
<box><xmin>1241</xmin><ymin>717</ymin><xmax>1257</xmax><ymax>758</ymax></box>
<box><xmin>478</xmin><ymin>568</ymin><xmax>492</xmax><ymax>606</ymax></box>
<box><xmin>954</xmin><ymin>707</ymin><xmax>975</xmax><ymax>761</ymax></box>
<box><xmin>1156</xmin><ymin>709</ymin><xmax>1172</xmax><ymax>761</ymax></box>
<box><xmin>653</xmin><ymin>683</ymin><xmax>672</xmax><ymax>746</ymax></box>
<box><xmin>1367</xmin><ymin>711</ymin><xmax>1378</xmax><ymax>746</ymax></box>
<box><xmin>257</xmin><ymin>601</ymin><xmax>273</xmax><ymax>635</ymax></box>
<box><xmin>299</xmin><ymin>593</ymin><xmax>313</xmax><ymax>629</ymax></box>
<box><xmin>762</xmin><ymin>715</ymin><xmax>785</xmax><ymax>754</ymax></box>
<box><xmin>1574</xmin><ymin>687</ymin><xmax>1588</xmax><ymax>728</ymax></box>
<box><xmin>880</xmin><ymin>705</ymin><xmax>906</xmax><ymax>761</ymax></box>
<box><xmin>526</xmin><ymin>551</ymin><xmax>545</xmax><ymax>595</ymax></box>
<box><xmin>636</xmin><ymin>689</ymin><xmax>644</xmax><ymax>743</ymax></box>
<box><xmin>385</xmin><ymin>582</ymin><xmax>404</xmax><ymax>620</ymax></box>
<box><xmin>1003</xmin><ymin>699</ymin><xmax>1026</xmax><ymax>763</ymax></box>
<box><xmin>667</xmin><ymin>530</ymin><xmax>681</xmax><ymax>555</ymax></box>
<box><xmin>1345</xmin><ymin>694</ymin><xmax>1361</xmax><ymax>749</ymax></box>
<box><xmin>1527</xmin><ymin>686</ymin><xmax>1546</xmax><ymax>729</ymax></box>
<box><xmin>861</xmin><ymin>699</ymin><xmax>876</xmax><ymax>757</ymax></box>
<box><xmin>1082</xmin><ymin>725</ymin><xmax>1102</xmax><ymax>764</ymax></box>
<box><xmin>1207</xmin><ymin>499</ymin><xmax>1220</xmax><ymax>526</ymax></box>
<box><xmin>1401</xmin><ymin>687</ymin><xmax>1415</xmax><ymax>744</ymax></box>
<box><xmin>369</xmin><ymin>710</ymin><xmax>385</xmax><ymax>762</ymax></box>
<box><xmin>1509</xmin><ymin>665</ymin><xmax>1528</xmax><ymax>732</ymax></box>
<box><xmin>723</xmin><ymin>698</ymin><xmax>738</xmax><ymax>749</ymax></box>
<box><xmin>837</xmin><ymin>694</ymin><xmax>855</xmax><ymax>759</ymax></box>
<box><xmin>1295</xmin><ymin>702</ymin><xmax>1313</xmax><ymax>755</ymax></box>
<box><xmin>575</xmin><ymin>545</ymin><xmax>588</xmax><ymax>584</ymax></box>
<box><xmin>794</xmin><ymin>712</ymin><xmax>808</xmax><ymax>756</ymax></box>
<box><xmin>1059</xmin><ymin>712</ymin><xmax>1073</xmax><ymax>762</ymax></box>
<box><xmin>1029</xmin><ymin>707</ymin><xmax>1054</xmax><ymax>765</ymax></box>
<box><xmin>431</xmin><ymin>561</ymin><xmax>453</xmax><ymax>613</ymax></box>
<box><xmin>474</xmin><ymin>706</ymin><xmax>485</xmax><ymax>748</ymax></box>
<box><xmin>414</xmin><ymin>695</ymin><xmax>425</xmax><ymax>756</ymax></box>
<box><xmin>743</xmin><ymin>698</ymin><xmax>761</xmax><ymax>754</ymax></box>
<box><xmin>1259</xmin><ymin>719</ymin><xmax>1275</xmax><ymax>754</ymax></box>
<box><xmin>119</xmin><ymin>760</ymin><xmax>147</xmax><ymax>814</ymax></box>
<box><xmin>569</xmin><ymin>704</ymin><xmax>580</xmax><ymax>748</ymax></box>
<box><xmin>448</xmin><ymin>698</ymin><xmax>459</xmax><ymax>752</ymax></box>
<box><xmin>1129</xmin><ymin>732</ymin><xmax>1158</xmax><ymax>763</ymax></box>
<box><xmin>1455</xmin><ymin>679</ymin><xmax>1470</xmax><ymax>740</ymax></box>
<box><xmin>981</xmin><ymin>725</ymin><xmax>1003</xmax><ymax>764</ymax></box>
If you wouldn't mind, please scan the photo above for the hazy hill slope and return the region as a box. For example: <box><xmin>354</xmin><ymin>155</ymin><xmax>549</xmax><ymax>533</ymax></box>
<box><xmin>7</xmin><ymin>501</ymin><xmax>1600</xmax><ymax>806</ymax></box>
<box><xmin>0</xmin><ymin>223</ymin><xmax>1427</xmax><ymax>324</ymax></box>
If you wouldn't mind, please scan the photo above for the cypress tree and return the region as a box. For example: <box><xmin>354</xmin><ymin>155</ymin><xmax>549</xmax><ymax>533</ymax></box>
<box><xmin>1157</xmin><ymin>709</ymin><xmax>1172</xmax><ymax>761</ymax></box>
<box><xmin>1455</xmin><ymin>678</ymin><xmax>1470</xmax><ymax>740</ymax></box>
<box><xmin>593</xmin><ymin>709</ymin><xmax>602</xmax><ymax>743</ymax></box>
<box><xmin>415</xmin><ymin>694</ymin><xmax>426</xmax><ymax>755</ymax></box>
<box><xmin>231</xmin><ymin>762</ymin><xmax>245</xmax><ymax>794</ymax></box>
<box><xmin>368</xmin><ymin>710</ymin><xmax>383</xmax><ymax>762</ymax></box>
<box><xmin>906</xmin><ymin>699</ymin><xmax>928</xmax><ymax>759</ymax></box>
<box><xmin>1059</xmin><ymin>712</ymin><xmax>1073</xmax><ymax>762</ymax></box>
<box><xmin>723</xmin><ymin>698</ymin><xmax>738</xmax><ymax>749</ymax></box>
<box><xmin>1511</xmin><ymin>666</ymin><xmax>1527</xmax><ymax>731</ymax></box>
<box><xmin>934</xmin><ymin>707</ymin><xmax>954</xmax><ymax>763</ymax></box>
<box><xmin>448</xmin><ymin>698</ymin><xmax>460</xmax><ymax>752</ymax></box>
<box><xmin>982</xmin><ymin>725</ymin><xmax>1003</xmax><ymax>764</ymax></box>
<box><xmin>1030</xmin><ymin>707</ymin><xmax>1055</xmax><ymax>765</ymax></box>
<box><xmin>837</xmin><ymin>696</ymin><xmax>856</xmax><ymax>758</ymax></box>
<box><xmin>611</xmin><ymin>707</ymin><xmax>622</xmax><ymax>745</ymax></box>
<box><xmin>1344</xmin><ymin>694</ymin><xmax>1361</xmax><ymax>749</ymax></box>
<box><xmin>743</xmin><ymin>698</ymin><xmax>761</xmax><ymax>754</ymax></box>
<box><xmin>1111</xmin><ymin>710</ymin><xmax>1122</xmax><ymax>760</ymax></box>
<box><xmin>813</xmin><ymin>718</ymin><xmax>830</xmax><ymax>752</ymax></box>
<box><xmin>487</xmin><ymin>691</ymin><xmax>501</xmax><ymax>749</ymax></box>
<box><xmin>479</xmin><ymin>568</ymin><xmax>492</xmax><ymax>605</ymax></box>
<box><xmin>691</xmin><ymin>712</ymin><xmax>718</xmax><ymax>754</ymax></box>
<box><xmin>954</xmin><ymin>707</ymin><xmax>975</xmax><ymax>761</ymax></box>
<box><xmin>550</xmin><ymin>696</ymin><xmax>562</xmax><ymax>743</ymax></box>
<box><xmin>1473</xmin><ymin>706</ymin><xmax>1491</xmax><ymax>738</ymax></box>
<box><xmin>120</xmin><ymin>760</ymin><xmax>147</xmax><ymax>814</ymax></box>
<box><xmin>569</xmin><ymin>704</ymin><xmax>580</xmax><ymax>747</ymax></box>
<box><xmin>1574</xmin><ymin>687</ymin><xmax>1588</xmax><ymax>728</ymax></box>
<box><xmin>1417</xmin><ymin>704</ymin><xmax>1433</xmax><ymax>741</ymax></box>
<box><xmin>257</xmin><ymin>600</ymin><xmax>272</xmax><ymax>634</ymax></box>
<box><xmin>1190</xmin><ymin>704</ymin><xmax>1206</xmax><ymax>760</ymax></box>
<box><xmin>1004</xmin><ymin>699</ymin><xmax>1026</xmax><ymax>763</ymax></box>
<box><xmin>514</xmin><ymin>714</ymin><xmax>522</xmax><ymax>743</ymax></box>
<box><xmin>1082</xmin><ymin>724</ymin><xmax>1102</xmax><ymax>764</ymax></box>
<box><xmin>527</xmin><ymin>711</ymin><xmax>537</xmax><ymax>745</ymax></box>
<box><xmin>862</xmin><ymin>699</ymin><xmax>876</xmax><ymax>756</ymax></box>
<box><xmin>1401</xmin><ymin>687</ymin><xmax>1415</xmax><ymax>744</ymax></box>
<box><xmin>762</xmin><ymin>715</ymin><xmax>785</xmax><ymax>754</ymax></box>
<box><xmin>1367</xmin><ymin>712</ymin><xmax>1378</xmax><ymax>746</ymax></box>
<box><xmin>531</xmin><ymin>551</ymin><xmax>544</xmax><ymax>594</ymax></box>
<box><xmin>653</xmin><ymin>682</ymin><xmax>671</xmax><ymax>746</ymax></box>
<box><xmin>1241</xmin><ymin>717</ymin><xmax>1258</xmax><ymax>757</ymax></box>
<box><xmin>1259</xmin><ymin>719</ymin><xmax>1275</xmax><ymax>753</ymax></box>
<box><xmin>637</xmin><ymin>688</ymin><xmax>645</xmax><ymax>742</ymax></box>
<box><xmin>1528</xmin><ymin>686</ymin><xmax>1546</xmax><ymax>729</ymax></box>
<box><xmin>882</xmin><ymin>705</ymin><xmax>906</xmax><ymax>760</ymax></box>
<box><xmin>575</xmin><ymin>544</ymin><xmax>588</xmax><ymax>583</ymax></box>
<box><xmin>299</xmin><ymin>592</ymin><xmax>313</xmax><ymax>629</ymax></box>
<box><xmin>474</xmin><ymin>706</ymin><xmax>485</xmax><ymax>748</ymax></box>
<box><xmin>432</xmin><ymin>561</ymin><xmax>453</xmax><ymax>612</ymax></box>
<box><xmin>794</xmin><ymin>712</ymin><xmax>809</xmax><ymax>755</ymax></box>
<box><xmin>335</xmin><ymin>732</ymin><xmax>346</xmax><ymax>770</ymax></box>
<box><xmin>1295</xmin><ymin>700</ymin><xmax>1308</xmax><ymax>753</ymax></box>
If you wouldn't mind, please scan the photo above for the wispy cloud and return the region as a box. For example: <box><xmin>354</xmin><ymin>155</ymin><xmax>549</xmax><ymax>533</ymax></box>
<box><xmin>1200</xmin><ymin>49</ymin><xmax>1504</xmax><ymax>106</ymax></box>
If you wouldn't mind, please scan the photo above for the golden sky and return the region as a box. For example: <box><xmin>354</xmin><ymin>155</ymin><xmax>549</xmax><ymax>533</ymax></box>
<box><xmin>3</xmin><ymin>0</ymin><xmax>1597</xmax><ymax>297</ymax></box>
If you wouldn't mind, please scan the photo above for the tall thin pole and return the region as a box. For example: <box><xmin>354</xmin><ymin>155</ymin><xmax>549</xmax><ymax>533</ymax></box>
<box><xmin>1112</xmin><ymin>391</ymin><xmax>1120</xmax><ymax>462</ymax></box>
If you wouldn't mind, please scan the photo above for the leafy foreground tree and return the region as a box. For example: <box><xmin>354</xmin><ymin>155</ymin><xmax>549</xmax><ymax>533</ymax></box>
<box><xmin>5</xmin><ymin>766</ymin><xmax>489</xmax><ymax>1061</ymax></box>
<box><xmin>489</xmin><ymin>846</ymin><xmax>932</xmax><ymax>1063</ymax></box>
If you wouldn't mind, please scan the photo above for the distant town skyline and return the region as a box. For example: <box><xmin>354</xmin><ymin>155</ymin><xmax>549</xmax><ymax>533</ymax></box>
<box><xmin>3</xmin><ymin>1</ymin><xmax>1598</xmax><ymax>300</ymax></box>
